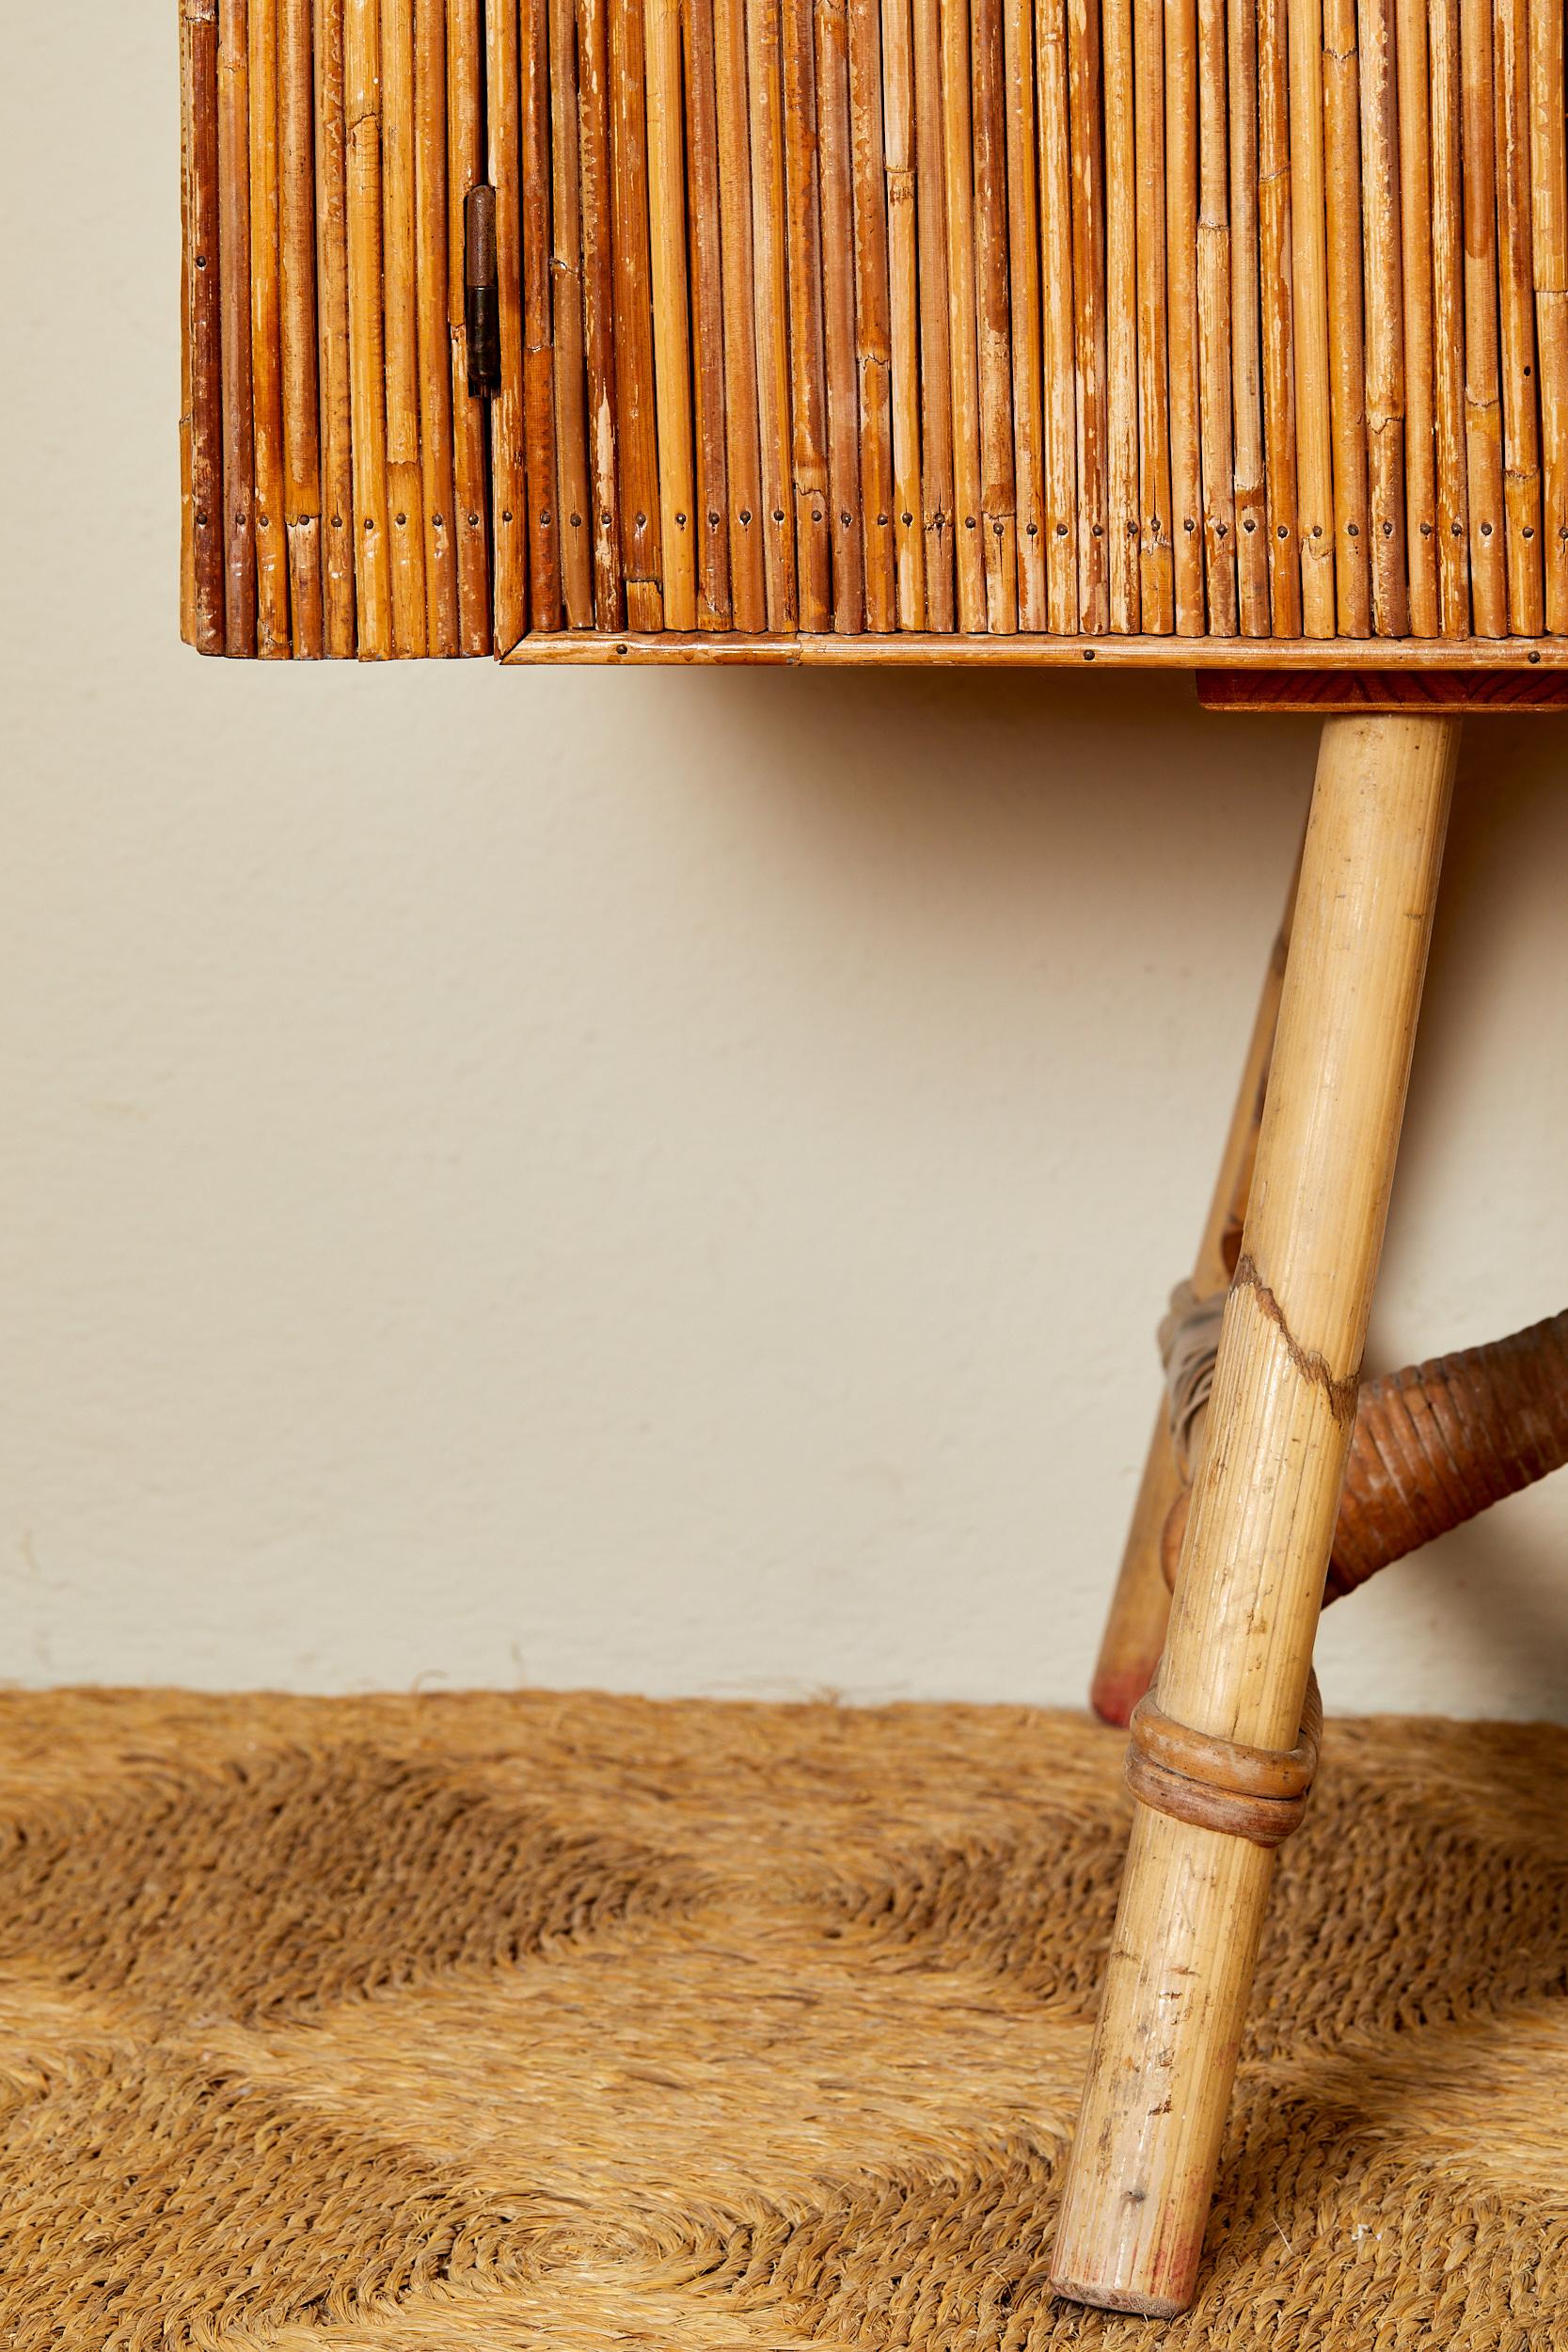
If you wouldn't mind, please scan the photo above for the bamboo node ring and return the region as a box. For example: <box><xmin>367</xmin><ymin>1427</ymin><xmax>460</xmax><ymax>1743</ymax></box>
<box><xmin>1125</xmin><ymin>1672</ymin><xmax>1323</xmax><ymax>1847</ymax></box>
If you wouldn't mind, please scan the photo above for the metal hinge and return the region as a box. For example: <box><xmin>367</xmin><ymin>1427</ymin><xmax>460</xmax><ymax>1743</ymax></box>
<box><xmin>465</xmin><ymin>185</ymin><xmax>501</xmax><ymax>399</ymax></box>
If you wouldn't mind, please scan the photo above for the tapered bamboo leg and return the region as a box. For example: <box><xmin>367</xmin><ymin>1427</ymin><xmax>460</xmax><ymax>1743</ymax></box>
<box><xmin>1089</xmin><ymin>846</ymin><xmax>1301</xmax><ymax>1726</ymax></box>
<box><xmin>1053</xmin><ymin>710</ymin><xmax>1457</xmax><ymax>2318</ymax></box>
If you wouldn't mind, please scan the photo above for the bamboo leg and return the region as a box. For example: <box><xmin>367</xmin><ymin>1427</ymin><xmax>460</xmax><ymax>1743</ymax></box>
<box><xmin>1053</xmin><ymin>709</ymin><xmax>1457</xmax><ymax>2318</ymax></box>
<box><xmin>1088</xmin><ymin>845</ymin><xmax>1300</xmax><ymax>1726</ymax></box>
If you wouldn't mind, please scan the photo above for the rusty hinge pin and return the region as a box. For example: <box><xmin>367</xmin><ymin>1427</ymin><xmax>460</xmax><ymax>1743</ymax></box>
<box><xmin>465</xmin><ymin>184</ymin><xmax>501</xmax><ymax>399</ymax></box>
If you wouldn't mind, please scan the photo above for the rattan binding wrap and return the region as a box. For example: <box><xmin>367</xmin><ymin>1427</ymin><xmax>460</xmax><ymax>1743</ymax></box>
<box><xmin>1160</xmin><ymin>1303</ymin><xmax>1568</xmax><ymax>1603</ymax></box>
<box><xmin>1127</xmin><ymin>1669</ymin><xmax>1323</xmax><ymax>1845</ymax></box>
<box><xmin>1329</xmin><ymin>1306</ymin><xmax>1568</xmax><ymax>1596</ymax></box>
<box><xmin>181</xmin><ymin>0</ymin><xmax>1568</xmax><ymax>663</ymax></box>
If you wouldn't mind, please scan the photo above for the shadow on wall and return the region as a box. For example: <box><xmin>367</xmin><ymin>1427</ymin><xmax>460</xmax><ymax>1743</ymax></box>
<box><xmin>675</xmin><ymin>668</ymin><xmax>1568</xmax><ymax>1717</ymax></box>
<box><xmin>1354</xmin><ymin>731</ymin><xmax>1568</xmax><ymax>1721</ymax></box>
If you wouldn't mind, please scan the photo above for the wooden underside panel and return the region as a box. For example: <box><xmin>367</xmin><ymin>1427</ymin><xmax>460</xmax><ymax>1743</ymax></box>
<box><xmin>1197</xmin><ymin>666</ymin><xmax>1568</xmax><ymax>709</ymax></box>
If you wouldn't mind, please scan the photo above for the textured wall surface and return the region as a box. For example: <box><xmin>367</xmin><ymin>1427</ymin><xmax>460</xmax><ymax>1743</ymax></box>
<box><xmin>4</xmin><ymin>11</ymin><xmax>1566</xmax><ymax>1716</ymax></box>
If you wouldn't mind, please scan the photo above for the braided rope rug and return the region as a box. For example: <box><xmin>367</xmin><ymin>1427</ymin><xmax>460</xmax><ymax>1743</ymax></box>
<box><xmin>1</xmin><ymin>1690</ymin><xmax>1563</xmax><ymax>2349</ymax></box>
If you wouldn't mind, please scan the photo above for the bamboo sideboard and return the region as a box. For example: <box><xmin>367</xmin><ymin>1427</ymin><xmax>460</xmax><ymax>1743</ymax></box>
<box><xmin>182</xmin><ymin>0</ymin><xmax>1568</xmax><ymax>671</ymax></box>
<box><xmin>179</xmin><ymin>0</ymin><xmax>1564</xmax><ymax>2321</ymax></box>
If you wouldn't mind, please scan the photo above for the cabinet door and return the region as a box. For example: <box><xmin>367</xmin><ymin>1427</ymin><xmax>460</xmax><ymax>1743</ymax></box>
<box><xmin>180</xmin><ymin>0</ymin><xmax>494</xmax><ymax>658</ymax></box>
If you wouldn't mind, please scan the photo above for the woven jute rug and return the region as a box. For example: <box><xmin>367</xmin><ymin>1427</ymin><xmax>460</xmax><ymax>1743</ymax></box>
<box><xmin>0</xmin><ymin>1690</ymin><xmax>1563</xmax><ymax>2349</ymax></box>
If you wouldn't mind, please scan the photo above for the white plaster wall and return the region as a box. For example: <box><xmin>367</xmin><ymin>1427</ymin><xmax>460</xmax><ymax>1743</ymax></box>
<box><xmin>4</xmin><ymin>8</ymin><xmax>1565</xmax><ymax>1716</ymax></box>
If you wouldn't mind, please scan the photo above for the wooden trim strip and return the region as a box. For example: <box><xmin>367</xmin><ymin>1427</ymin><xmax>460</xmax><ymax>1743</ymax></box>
<box><xmin>503</xmin><ymin>627</ymin><xmax>1568</xmax><ymax>667</ymax></box>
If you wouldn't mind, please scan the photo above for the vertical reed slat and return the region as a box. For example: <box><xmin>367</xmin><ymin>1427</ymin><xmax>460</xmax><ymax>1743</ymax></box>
<box><xmin>515</xmin><ymin>0</ymin><xmax>559</xmax><ymax>631</ymax></box>
<box><xmin>1288</xmin><ymin>0</ymin><xmax>1336</xmax><ymax>631</ymax></box>
<box><xmin>817</xmin><ymin>0</ymin><xmax>865</xmax><ymax>628</ymax></box>
<box><xmin>1323</xmin><ymin>0</ymin><xmax>1370</xmax><ymax>632</ymax></box>
<box><xmin>1397</xmin><ymin>0</ymin><xmax>1439</xmax><ymax>631</ymax></box>
<box><xmin>1227</xmin><ymin>0</ymin><xmax>1270</xmax><ymax>632</ymax></box>
<box><xmin>942</xmin><ymin>0</ymin><xmax>988</xmax><ymax>628</ymax></box>
<box><xmin>1039</xmin><ymin>0</ymin><xmax>1079</xmax><ymax>628</ymax></box>
<box><xmin>1430</xmin><ymin>0</ymin><xmax>1470</xmax><ymax>629</ymax></box>
<box><xmin>182</xmin><ymin>0</ymin><xmax>198</xmax><ymax>646</ymax></box>
<box><xmin>881</xmin><ymin>0</ymin><xmax>927</xmax><ymax>625</ymax></box>
<box><xmin>499</xmin><ymin>0</ymin><xmax>536</xmax><ymax>639</ymax></box>
<box><xmin>346</xmin><ymin>0</ymin><xmax>393</xmax><ymax>652</ymax></box>
<box><xmin>783</xmin><ymin>0</ymin><xmax>833</xmax><ymax>625</ymax></box>
<box><xmin>1494</xmin><ymin>0</ymin><xmax>1544</xmax><ymax>631</ymax></box>
<box><xmin>1459</xmin><ymin>0</ymin><xmax>1508</xmax><ymax>631</ymax></box>
<box><xmin>1004</xmin><ymin>0</ymin><xmax>1047</xmax><ymax>629</ymax></box>
<box><xmin>747</xmin><ymin>0</ymin><xmax>799</xmax><ymax>626</ymax></box>
<box><xmin>714</xmin><ymin>0</ymin><xmax>768</xmax><ymax>628</ymax></box>
<box><xmin>912</xmin><ymin>0</ymin><xmax>958</xmax><ymax>624</ymax></box>
<box><xmin>1165</xmin><ymin>0</ymin><xmax>1206</xmax><ymax>629</ymax></box>
<box><xmin>1529</xmin><ymin>0</ymin><xmax>1568</xmax><ymax>629</ymax></box>
<box><xmin>446</xmin><ymin>0</ymin><xmax>491</xmax><ymax>651</ymax></box>
<box><xmin>383</xmin><ymin>0</ymin><xmax>429</xmax><ymax>651</ymax></box>
<box><xmin>316</xmin><ymin>0</ymin><xmax>357</xmax><ymax>654</ymax></box>
<box><xmin>974</xmin><ymin>0</ymin><xmax>1019</xmax><ymax>629</ymax></box>
<box><xmin>187</xmin><ymin>1</ymin><xmax>228</xmax><ymax>651</ymax></box>
<box><xmin>1359</xmin><ymin>0</ymin><xmax>1409</xmax><ymax>633</ymax></box>
<box><xmin>551</xmin><ymin>0</ymin><xmax>594</xmax><ymax>625</ymax></box>
<box><xmin>220</xmin><ymin>0</ymin><xmax>260</xmax><ymax>652</ymax></box>
<box><xmin>609</xmin><ymin>0</ymin><xmax>664</xmax><ymax>627</ymax></box>
<box><xmin>1133</xmin><ymin>0</ymin><xmax>1175</xmax><ymax>627</ymax></box>
<box><xmin>252</xmin><ymin>0</ymin><xmax>293</xmax><ymax>654</ymax></box>
<box><xmin>579</xmin><ymin>0</ymin><xmax>626</xmax><ymax>627</ymax></box>
<box><xmin>1196</xmin><ymin>0</ymin><xmax>1237</xmax><ymax>631</ymax></box>
<box><xmin>245</xmin><ymin>0</ymin><xmax>288</xmax><ymax>654</ymax></box>
<box><xmin>686</xmin><ymin>0</ymin><xmax>736</xmax><ymax>627</ymax></box>
<box><xmin>848</xmin><ymin>0</ymin><xmax>898</xmax><ymax>629</ymax></box>
<box><xmin>414</xmin><ymin>0</ymin><xmax>458</xmax><ymax>652</ymax></box>
<box><xmin>1258</xmin><ymin>0</ymin><xmax>1302</xmax><ymax>633</ymax></box>
<box><xmin>648</xmin><ymin>0</ymin><xmax>698</xmax><ymax>625</ymax></box>
<box><xmin>280</xmin><ymin>0</ymin><xmax>325</xmax><ymax>653</ymax></box>
<box><xmin>1067</xmin><ymin>0</ymin><xmax>1108</xmax><ymax>628</ymax></box>
<box><xmin>1103</xmin><ymin>0</ymin><xmax>1140</xmax><ymax>626</ymax></box>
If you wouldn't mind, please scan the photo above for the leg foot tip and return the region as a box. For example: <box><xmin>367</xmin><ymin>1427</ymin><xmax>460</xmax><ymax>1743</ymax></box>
<box><xmin>1049</xmin><ymin>2269</ymin><xmax>1190</xmax><ymax>2319</ymax></box>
